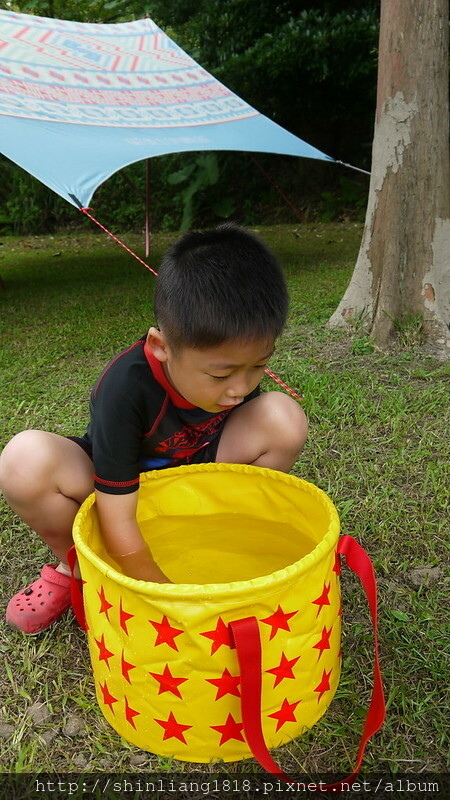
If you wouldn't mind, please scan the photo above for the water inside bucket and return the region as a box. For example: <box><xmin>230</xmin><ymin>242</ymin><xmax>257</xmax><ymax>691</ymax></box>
<box><xmin>133</xmin><ymin>512</ymin><xmax>317</xmax><ymax>584</ymax></box>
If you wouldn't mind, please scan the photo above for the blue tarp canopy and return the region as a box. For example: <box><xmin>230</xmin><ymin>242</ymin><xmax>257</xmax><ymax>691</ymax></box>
<box><xmin>0</xmin><ymin>10</ymin><xmax>333</xmax><ymax>209</ymax></box>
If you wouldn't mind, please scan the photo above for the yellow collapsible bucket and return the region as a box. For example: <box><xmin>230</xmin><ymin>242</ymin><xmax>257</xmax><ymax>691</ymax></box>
<box><xmin>71</xmin><ymin>463</ymin><xmax>384</xmax><ymax>777</ymax></box>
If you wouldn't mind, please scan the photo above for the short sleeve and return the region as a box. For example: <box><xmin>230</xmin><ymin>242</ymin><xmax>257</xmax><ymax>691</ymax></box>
<box><xmin>90</xmin><ymin>365</ymin><xmax>146</xmax><ymax>495</ymax></box>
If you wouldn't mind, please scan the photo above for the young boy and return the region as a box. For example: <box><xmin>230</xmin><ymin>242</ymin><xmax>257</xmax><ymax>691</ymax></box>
<box><xmin>0</xmin><ymin>224</ymin><xmax>307</xmax><ymax>634</ymax></box>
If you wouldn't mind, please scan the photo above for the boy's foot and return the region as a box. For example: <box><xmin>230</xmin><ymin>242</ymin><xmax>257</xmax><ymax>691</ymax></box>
<box><xmin>6</xmin><ymin>565</ymin><xmax>73</xmax><ymax>634</ymax></box>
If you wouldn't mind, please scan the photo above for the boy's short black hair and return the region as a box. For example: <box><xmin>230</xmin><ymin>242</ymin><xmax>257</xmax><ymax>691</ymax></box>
<box><xmin>154</xmin><ymin>223</ymin><xmax>288</xmax><ymax>349</ymax></box>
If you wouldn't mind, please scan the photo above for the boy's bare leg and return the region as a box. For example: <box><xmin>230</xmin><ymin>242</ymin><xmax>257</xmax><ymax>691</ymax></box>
<box><xmin>216</xmin><ymin>391</ymin><xmax>308</xmax><ymax>472</ymax></box>
<box><xmin>0</xmin><ymin>430</ymin><xmax>94</xmax><ymax>568</ymax></box>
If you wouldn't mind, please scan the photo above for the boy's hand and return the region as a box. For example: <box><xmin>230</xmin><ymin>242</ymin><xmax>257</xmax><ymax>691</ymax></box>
<box><xmin>95</xmin><ymin>490</ymin><xmax>171</xmax><ymax>583</ymax></box>
<box><xmin>112</xmin><ymin>545</ymin><xmax>171</xmax><ymax>583</ymax></box>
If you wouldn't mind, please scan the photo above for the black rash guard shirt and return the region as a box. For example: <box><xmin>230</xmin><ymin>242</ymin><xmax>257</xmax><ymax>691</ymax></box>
<box><xmin>79</xmin><ymin>335</ymin><xmax>259</xmax><ymax>495</ymax></box>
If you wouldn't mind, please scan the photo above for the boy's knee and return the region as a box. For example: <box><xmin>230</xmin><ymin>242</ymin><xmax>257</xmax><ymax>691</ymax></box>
<box><xmin>260</xmin><ymin>392</ymin><xmax>308</xmax><ymax>454</ymax></box>
<box><xmin>0</xmin><ymin>430</ymin><xmax>55</xmax><ymax>498</ymax></box>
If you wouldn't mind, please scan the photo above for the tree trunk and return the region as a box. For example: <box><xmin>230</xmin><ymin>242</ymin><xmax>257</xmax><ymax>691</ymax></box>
<box><xmin>328</xmin><ymin>0</ymin><xmax>450</xmax><ymax>355</ymax></box>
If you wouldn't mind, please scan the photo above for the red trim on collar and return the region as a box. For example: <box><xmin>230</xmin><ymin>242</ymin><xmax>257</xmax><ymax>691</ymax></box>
<box><xmin>143</xmin><ymin>340</ymin><xmax>196</xmax><ymax>409</ymax></box>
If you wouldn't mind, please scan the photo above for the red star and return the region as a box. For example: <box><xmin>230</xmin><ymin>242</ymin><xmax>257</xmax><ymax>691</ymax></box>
<box><xmin>313</xmin><ymin>625</ymin><xmax>333</xmax><ymax>660</ymax></box>
<box><xmin>99</xmin><ymin>680</ymin><xmax>118</xmax><ymax>714</ymax></box>
<box><xmin>200</xmin><ymin>617</ymin><xmax>234</xmax><ymax>655</ymax></box>
<box><xmin>119</xmin><ymin>598</ymin><xmax>134</xmax><ymax>635</ymax></box>
<box><xmin>155</xmin><ymin>711</ymin><xmax>192</xmax><ymax>744</ymax></box>
<box><xmin>124</xmin><ymin>695</ymin><xmax>140</xmax><ymax>729</ymax></box>
<box><xmin>260</xmin><ymin>605</ymin><xmax>298</xmax><ymax>640</ymax></box>
<box><xmin>206</xmin><ymin>668</ymin><xmax>240</xmax><ymax>700</ymax></box>
<box><xmin>268</xmin><ymin>698</ymin><xmax>300</xmax><ymax>732</ymax></box>
<box><xmin>314</xmin><ymin>668</ymin><xmax>333</xmax><ymax>703</ymax></box>
<box><xmin>211</xmin><ymin>713</ymin><xmax>245</xmax><ymax>745</ymax></box>
<box><xmin>149</xmin><ymin>664</ymin><xmax>187</xmax><ymax>698</ymax></box>
<box><xmin>266</xmin><ymin>652</ymin><xmax>300</xmax><ymax>688</ymax></box>
<box><xmin>333</xmin><ymin>551</ymin><xmax>341</xmax><ymax>576</ymax></box>
<box><xmin>121</xmin><ymin>650</ymin><xmax>136</xmax><ymax>684</ymax></box>
<box><xmin>98</xmin><ymin>586</ymin><xmax>113</xmax><ymax>621</ymax></box>
<box><xmin>149</xmin><ymin>615</ymin><xmax>184</xmax><ymax>651</ymax></box>
<box><xmin>95</xmin><ymin>634</ymin><xmax>114</xmax><ymax>670</ymax></box>
<box><xmin>312</xmin><ymin>582</ymin><xmax>331</xmax><ymax>617</ymax></box>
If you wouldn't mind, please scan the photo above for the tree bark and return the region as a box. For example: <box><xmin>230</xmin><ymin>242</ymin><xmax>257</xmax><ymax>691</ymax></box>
<box><xmin>328</xmin><ymin>0</ymin><xmax>450</xmax><ymax>355</ymax></box>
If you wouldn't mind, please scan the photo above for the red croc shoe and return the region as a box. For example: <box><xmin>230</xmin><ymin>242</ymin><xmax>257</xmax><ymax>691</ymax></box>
<box><xmin>6</xmin><ymin>565</ymin><xmax>74</xmax><ymax>634</ymax></box>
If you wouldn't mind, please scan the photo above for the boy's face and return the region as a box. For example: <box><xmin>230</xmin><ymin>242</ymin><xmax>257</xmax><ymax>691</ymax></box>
<box><xmin>147</xmin><ymin>328</ymin><xmax>274</xmax><ymax>413</ymax></box>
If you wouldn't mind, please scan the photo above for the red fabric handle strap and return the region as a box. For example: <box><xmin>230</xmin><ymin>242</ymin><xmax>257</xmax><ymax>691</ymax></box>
<box><xmin>67</xmin><ymin>545</ymin><xmax>88</xmax><ymax>631</ymax></box>
<box><xmin>229</xmin><ymin>534</ymin><xmax>386</xmax><ymax>793</ymax></box>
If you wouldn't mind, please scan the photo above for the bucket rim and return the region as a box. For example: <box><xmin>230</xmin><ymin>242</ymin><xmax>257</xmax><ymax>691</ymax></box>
<box><xmin>72</xmin><ymin>463</ymin><xmax>340</xmax><ymax>602</ymax></box>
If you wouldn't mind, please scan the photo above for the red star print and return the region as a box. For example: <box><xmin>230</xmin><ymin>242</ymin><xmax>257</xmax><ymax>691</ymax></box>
<box><xmin>333</xmin><ymin>551</ymin><xmax>341</xmax><ymax>576</ymax></box>
<box><xmin>312</xmin><ymin>582</ymin><xmax>331</xmax><ymax>617</ymax></box>
<box><xmin>149</xmin><ymin>615</ymin><xmax>184</xmax><ymax>651</ymax></box>
<box><xmin>200</xmin><ymin>617</ymin><xmax>234</xmax><ymax>655</ymax></box>
<box><xmin>268</xmin><ymin>698</ymin><xmax>300</xmax><ymax>732</ymax></box>
<box><xmin>314</xmin><ymin>668</ymin><xmax>333</xmax><ymax>703</ymax></box>
<box><xmin>98</xmin><ymin>586</ymin><xmax>113</xmax><ymax>621</ymax></box>
<box><xmin>266</xmin><ymin>652</ymin><xmax>300</xmax><ymax>688</ymax></box>
<box><xmin>121</xmin><ymin>650</ymin><xmax>136</xmax><ymax>684</ymax></box>
<box><xmin>211</xmin><ymin>713</ymin><xmax>245</xmax><ymax>745</ymax></box>
<box><xmin>95</xmin><ymin>634</ymin><xmax>114</xmax><ymax>670</ymax></box>
<box><xmin>99</xmin><ymin>680</ymin><xmax>118</xmax><ymax>714</ymax></box>
<box><xmin>124</xmin><ymin>696</ymin><xmax>140</xmax><ymax>729</ymax></box>
<box><xmin>260</xmin><ymin>605</ymin><xmax>297</xmax><ymax>640</ymax></box>
<box><xmin>119</xmin><ymin>598</ymin><xmax>134</xmax><ymax>635</ymax></box>
<box><xmin>149</xmin><ymin>664</ymin><xmax>187</xmax><ymax>698</ymax></box>
<box><xmin>206</xmin><ymin>668</ymin><xmax>240</xmax><ymax>700</ymax></box>
<box><xmin>313</xmin><ymin>625</ymin><xmax>333</xmax><ymax>660</ymax></box>
<box><xmin>155</xmin><ymin>711</ymin><xmax>192</xmax><ymax>744</ymax></box>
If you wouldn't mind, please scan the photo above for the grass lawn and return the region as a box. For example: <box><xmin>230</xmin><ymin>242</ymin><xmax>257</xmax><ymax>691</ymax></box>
<box><xmin>0</xmin><ymin>224</ymin><xmax>448</xmax><ymax>778</ymax></box>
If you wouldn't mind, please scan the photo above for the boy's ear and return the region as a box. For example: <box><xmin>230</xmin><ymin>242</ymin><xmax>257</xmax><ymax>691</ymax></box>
<box><xmin>146</xmin><ymin>327</ymin><xmax>170</xmax><ymax>362</ymax></box>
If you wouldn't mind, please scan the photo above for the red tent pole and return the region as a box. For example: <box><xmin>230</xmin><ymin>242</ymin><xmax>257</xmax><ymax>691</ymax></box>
<box><xmin>145</xmin><ymin>158</ymin><xmax>151</xmax><ymax>259</ymax></box>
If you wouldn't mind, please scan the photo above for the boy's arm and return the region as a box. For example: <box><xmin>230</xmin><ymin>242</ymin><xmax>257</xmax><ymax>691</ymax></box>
<box><xmin>95</xmin><ymin>490</ymin><xmax>171</xmax><ymax>583</ymax></box>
